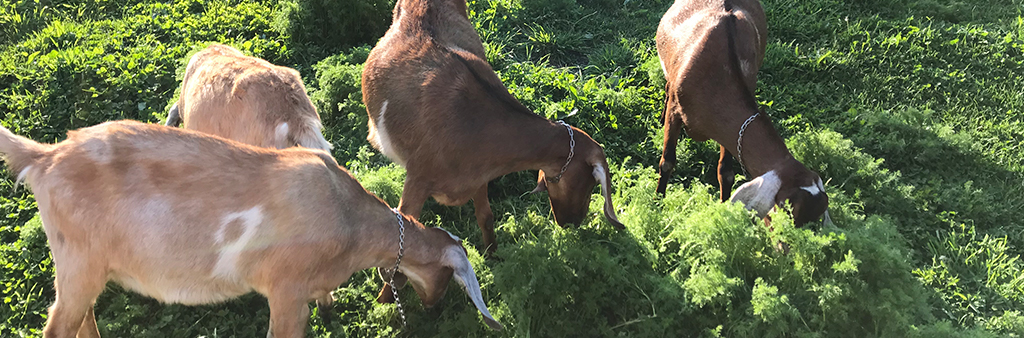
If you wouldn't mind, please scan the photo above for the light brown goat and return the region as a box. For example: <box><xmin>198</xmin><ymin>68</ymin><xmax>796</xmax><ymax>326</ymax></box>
<box><xmin>166</xmin><ymin>44</ymin><xmax>332</xmax><ymax>151</ymax></box>
<box><xmin>656</xmin><ymin>0</ymin><xmax>830</xmax><ymax>226</ymax></box>
<box><xmin>362</xmin><ymin>0</ymin><xmax>624</xmax><ymax>254</ymax></box>
<box><xmin>0</xmin><ymin>120</ymin><xmax>501</xmax><ymax>337</ymax></box>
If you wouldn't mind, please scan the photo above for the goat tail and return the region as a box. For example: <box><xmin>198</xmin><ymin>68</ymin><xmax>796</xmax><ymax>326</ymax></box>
<box><xmin>0</xmin><ymin>123</ymin><xmax>51</xmax><ymax>185</ymax></box>
<box><xmin>289</xmin><ymin>117</ymin><xmax>333</xmax><ymax>152</ymax></box>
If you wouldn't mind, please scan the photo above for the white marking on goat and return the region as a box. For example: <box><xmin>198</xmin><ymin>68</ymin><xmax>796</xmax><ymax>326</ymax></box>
<box><xmin>592</xmin><ymin>164</ymin><xmax>607</xmax><ymax>186</ymax></box>
<box><xmin>436</xmin><ymin>228</ymin><xmax>460</xmax><ymax>241</ymax></box>
<box><xmin>373</xmin><ymin>100</ymin><xmax>406</xmax><ymax>166</ymax></box>
<box><xmin>802</xmin><ymin>177</ymin><xmax>826</xmax><ymax>196</ymax></box>
<box><xmin>212</xmin><ymin>206</ymin><xmax>263</xmax><ymax>278</ymax></box>
<box><xmin>740</xmin><ymin>60</ymin><xmax>752</xmax><ymax>77</ymax></box>
<box><xmin>298</xmin><ymin>117</ymin><xmax>333</xmax><ymax>151</ymax></box>
<box><xmin>274</xmin><ymin>122</ymin><xmax>289</xmax><ymax>148</ymax></box>
<box><xmin>800</xmin><ymin>184</ymin><xmax>820</xmax><ymax>196</ymax></box>
<box><xmin>729</xmin><ymin>170</ymin><xmax>782</xmax><ymax>217</ymax></box>
<box><xmin>16</xmin><ymin>165</ymin><xmax>31</xmax><ymax>185</ymax></box>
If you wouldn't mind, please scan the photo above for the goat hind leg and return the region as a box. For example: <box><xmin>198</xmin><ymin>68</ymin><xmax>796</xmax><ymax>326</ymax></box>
<box><xmin>472</xmin><ymin>184</ymin><xmax>496</xmax><ymax>256</ymax></box>
<box><xmin>43</xmin><ymin>263</ymin><xmax>105</xmax><ymax>338</ymax></box>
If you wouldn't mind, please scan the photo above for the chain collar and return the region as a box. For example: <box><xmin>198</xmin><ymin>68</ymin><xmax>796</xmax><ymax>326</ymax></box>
<box><xmin>736</xmin><ymin>112</ymin><xmax>759</xmax><ymax>168</ymax></box>
<box><xmin>386</xmin><ymin>208</ymin><xmax>407</xmax><ymax>327</ymax></box>
<box><xmin>546</xmin><ymin>120</ymin><xmax>575</xmax><ymax>183</ymax></box>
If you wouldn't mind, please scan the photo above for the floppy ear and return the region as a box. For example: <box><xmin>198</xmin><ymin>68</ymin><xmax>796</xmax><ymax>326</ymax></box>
<box><xmin>816</xmin><ymin>178</ymin><xmax>835</xmax><ymax>228</ymax></box>
<box><xmin>444</xmin><ymin>246</ymin><xmax>504</xmax><ymax>331</ymax></box>
<box><xmin>530</xmin><ymin>171</ymin><xmax>548</xmax><ymax>194</ymax></box>
<box><xmin>821</xmin><ymin>210</ymin><xmax>834</xmax><ymax>228</ymax></box>
<box><xmin>592</xmin><ymin>161</ymin><xmax>624</xmax><ymax>229</ymax></box>
<box><xmin>375</xmin><ymin>268</ymin><xmax>409</xmax><ymax>304</ymax></box>
<box><xmin>728</xmin><ymin>171</ymin><xmax>782</xmax><ymax>218</ymax></box>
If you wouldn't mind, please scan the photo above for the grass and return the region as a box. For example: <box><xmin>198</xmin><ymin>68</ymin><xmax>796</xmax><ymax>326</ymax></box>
<box><xmin>1</xmin><ymin>0</ymin><xmax>1023</xmax><ymax>336</ymax></box>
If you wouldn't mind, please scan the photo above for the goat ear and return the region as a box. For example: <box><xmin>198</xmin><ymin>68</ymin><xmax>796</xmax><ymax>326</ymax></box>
<box><xmin>530</xmin><ymin>172</ymin><xmax>548</xmax><ymax>194</ymax></box>
<box><xmin>728</xmin><ymin>171</ymin><xmax>782</xmax><ymax>218</ymax></box>
<box><xmin>592</xmin><ymin>161</ymin><xmax>624</xmax><ymax>229</ymax></box>
<box><xmin>444</xmin><ymin>247</ymin><xmax>503</xmax><ymax>331</ymax></box>
<box><xmin>822</xmin><ymin>210</ymin><xmax>835</xmax><ymax>228</ymax></box>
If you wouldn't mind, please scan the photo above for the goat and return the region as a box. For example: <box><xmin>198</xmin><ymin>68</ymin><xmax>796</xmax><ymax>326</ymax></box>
<box><xmin>0</xmin><ymin>120</ymin><xmax>502</xmax><ymax>337</ymax></box>
<box><xmin>165</xmin><ymin>43</ymin><xmax>332</xmax><ymax>151</ymax></box>
<box><xmin>361</xmin><ymin>0</ymin><xmax>624</xmax><ymax>255</ymax></box>
<box><xmin>655</xmin><ymin>0</ymin><xmax>830</xmax><ymax>226</ymax></box>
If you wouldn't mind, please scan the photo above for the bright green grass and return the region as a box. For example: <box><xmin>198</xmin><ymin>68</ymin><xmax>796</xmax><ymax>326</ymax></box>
<box><xmin>1</xmin><ymin>0</ymin><xmax>1023</xmax><ymax>336</ymax></box>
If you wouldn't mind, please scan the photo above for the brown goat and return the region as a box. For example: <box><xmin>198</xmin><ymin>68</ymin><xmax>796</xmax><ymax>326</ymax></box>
<box><xmin>0</xmin><ymin>120</ymin><xmax>501</xmax><ymax>337</ymax></box>
<box><xmin>362</xmin><ymin>0</ymin><xmax>624</xmax><ymax>303</ymax></box>
<box><xmin>655</xmin><ymin>0</ymin><xmax>830</xmax><ymax>226</ymax></box>
<box><xmin>166</xmin><ymin>44</ymin><xmax>332</xmax><ymax>151</ymax></box>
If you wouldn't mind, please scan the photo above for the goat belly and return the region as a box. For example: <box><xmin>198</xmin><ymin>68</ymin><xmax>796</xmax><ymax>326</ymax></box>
<box><xmin>109</xmin><ymin>271</ymin><xmax>253</xmax><ymax>305</ymax></box>
<box><xmin>98</xmin><ymin>204</ymin><xmax>267</xmax><ymax>305</ymax></box>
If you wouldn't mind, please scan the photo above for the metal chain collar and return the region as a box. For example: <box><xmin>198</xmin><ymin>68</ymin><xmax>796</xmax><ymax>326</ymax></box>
<box><xmin>735</xmin><ymin>112</ymin><xmax>759</xmax><ymax>168</ymax></box>
<box><xmin>547</xmin><ymin>120</ymin><xmax>575</xmax><ymax>183</ymax></box>
<box><xmin>386</xmin><ymin>208</ymin><xmax>407</xmax><ymax>327</ymax></box>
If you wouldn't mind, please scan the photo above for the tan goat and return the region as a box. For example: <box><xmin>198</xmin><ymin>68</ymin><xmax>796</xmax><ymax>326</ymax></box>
<box><xmin>656</xmin><ymin>0</ymin><xmax>830</xmax><ymax>226</ymax></box>
<box><xmin>166</xmin><ymin>44</ymin><xmax>332</xmax><ymax>151</ymax></box>
<box><xmin>361</xmin><ymin>0</ymin><xmax>624</xmax><ymax>258</ymax></box>
<box><xmin>0</xmin><ymin>120</ymin><xmax>501</xmax><ymax>337</ymax></box>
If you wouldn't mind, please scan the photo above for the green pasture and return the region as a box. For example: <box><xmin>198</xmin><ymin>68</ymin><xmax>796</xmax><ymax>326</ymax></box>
<box><xmin>1</xmin><ymin>0</ymin><xmax>1023</xmax><ymax>336</ymax></box>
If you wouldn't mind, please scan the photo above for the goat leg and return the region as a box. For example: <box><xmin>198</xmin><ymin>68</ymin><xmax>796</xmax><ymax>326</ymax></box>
<box><xmin>717</xmin><ymin>145</ymin><xmax>736</xmax><ymax>201</ymax></box>
<box><xmin>472</xmin><ymin>184</ymin><xmax>497</xmax><ymax>256</ymax></box>
<box><xmin>657</xmin><ymin>112</ymin><xmax>683</xmax><ymax>195</ymax></box>
<box><xmin>266</xmin><ymin>291</ymin><xmax>311</xmax><ymax>338</ymax></box>
<box><xmin>76</xmin><ymin>306</ymin><xmax>101</xmax><ymax>338</ymax></box>
<box><xmin>43</xmin><ymin>263</ymin><xmax>106</xmax><ymax>338</ymax></box>
<box><xmin>397</xmin><ymin>179</ymin><xmax>429</xmax><ymax>220</ymax></box>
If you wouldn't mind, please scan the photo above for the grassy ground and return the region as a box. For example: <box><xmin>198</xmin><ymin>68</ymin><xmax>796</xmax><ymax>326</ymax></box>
<box><xmin>1</xmin><ymin>0</ymin><xmax>1023</xmax><ymax>336</ymax></box>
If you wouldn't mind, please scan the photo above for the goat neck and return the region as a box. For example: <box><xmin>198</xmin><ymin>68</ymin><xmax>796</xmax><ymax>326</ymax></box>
<box><xmin>716</xmin><ymin>111</ymin><xmax>794</xmax><ymax>178</ymax></box>
<box><xmin>513</xmin><ymin>119</ymin><xmax>580</xmax><ymax>176</ymax></box>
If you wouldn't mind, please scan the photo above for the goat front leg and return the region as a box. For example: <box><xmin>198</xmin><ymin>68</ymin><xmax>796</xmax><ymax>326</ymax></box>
<box><xmin>472</xmin><ymin>184</ymin><xmax>496</xmax><ymax>256</ymax></box>
<box><xmin>657</xmin><ymin>111</ymin><xmax>684</xmax><ymax>195</ymax></box>
<box><xmin>266</xmin><ymin>291</ymin><xmax>311</xmax><ymax>338</ymax></box>
<box><xmin>717</xmin><ymin>145</ymin><xmax>736</xmax><ymax>201</ymax></box>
